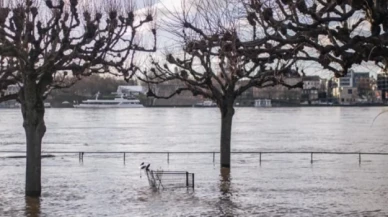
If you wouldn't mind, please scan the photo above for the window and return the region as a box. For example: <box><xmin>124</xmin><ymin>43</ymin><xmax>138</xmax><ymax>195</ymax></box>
<box><xmin>348</xmin><ymin>89</ymin><xmax>353</xmax><ymax>94</ymax></box>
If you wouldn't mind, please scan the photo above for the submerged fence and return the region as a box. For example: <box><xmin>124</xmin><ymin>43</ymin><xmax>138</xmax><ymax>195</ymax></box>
<box><xmin>1</xmin><ymin>151</ymin><xmax>388</xmax><ymax>164</ymax></box>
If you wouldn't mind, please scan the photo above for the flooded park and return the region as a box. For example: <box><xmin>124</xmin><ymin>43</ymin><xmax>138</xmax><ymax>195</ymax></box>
<box><xmin>1</xmin><ymin>107</ymin><xmax>388</xmax><ymax>216</ymax></box>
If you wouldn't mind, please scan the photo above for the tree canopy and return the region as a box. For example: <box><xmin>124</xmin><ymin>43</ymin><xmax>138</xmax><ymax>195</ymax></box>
<box><xmin>0</xmin><ymin>0</ymin><xmax>157</xmax><ymax>197</ymax></box>
<box><xmin>142</xmin><ymin>0</ymin><xmax>304</xmax><ymax>114</ymax></box>
<box><xmin>0</xmin><ymin>0</ymin><xmax>156</xmax><ymax>102</ymax></box>
<box><xmin>257</xmin><ymin>0</ymin><xmax>388</xmax><ymax>76</ymax></box>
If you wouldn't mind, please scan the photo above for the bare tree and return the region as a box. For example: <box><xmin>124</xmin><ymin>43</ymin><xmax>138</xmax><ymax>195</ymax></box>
<box><xmin>254</xmin><ymin>0</ymin><xmax>388</xmax><ymax>76</ymax></box>
<box><xmin>140</xmin><ymin>0</ymin><xmax>303</xmax><ymax>169</ymax></box>
<box><xmin>0</xmin><ymin>0</ymin><xmax>156</xmax><ymax>197</ymax></box>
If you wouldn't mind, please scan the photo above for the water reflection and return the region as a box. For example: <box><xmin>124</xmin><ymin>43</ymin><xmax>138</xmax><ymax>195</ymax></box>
<box><xmin>219</xmin><ymin>167</ymin><xmax>232</xmax><ymax>195</ymax></box>
<box><xmin>217</xmin><ymin>168</ymin><xmax>236</xmax><ymax>216</ymax></box>
<box><xmin>25</xmin><ymin>197</ymin><xmax>41</xmax><ymax>217</ymax></box>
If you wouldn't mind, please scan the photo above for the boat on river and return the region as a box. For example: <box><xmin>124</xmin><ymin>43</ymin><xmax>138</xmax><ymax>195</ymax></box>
<box><xmin>74</xmin><ymin>92</ymin><xmax>143</xmax><ymax>108</ymax></box>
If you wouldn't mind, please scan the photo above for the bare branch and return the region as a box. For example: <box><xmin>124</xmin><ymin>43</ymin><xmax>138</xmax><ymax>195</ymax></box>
<box><xmin>140</xmin><ymin>0</ymin><xmax>303</xmax><ymax>114</ymax></box>
<box><xmin>0</xmin><ymin>0</ymin><xmax>157</xmax><ymax>103</ymax></box>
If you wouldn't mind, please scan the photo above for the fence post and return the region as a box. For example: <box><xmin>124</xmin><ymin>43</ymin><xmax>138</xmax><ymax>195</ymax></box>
<box><xmin>359</xmin><ymin>153</ymin><xmax>361</xmax><ymax>164</ymax></box>
<box><xmin>186</xmin><ymin>172</ymin><xmax>189</xmax><ymax>187</ymax></box>
<box><xmin>192</xmin><ymin>173</ymin><xmax>195</xmax><ymax>189</ymax></box>
<box><xmin>167</xmin><ymin>152</ymin><xmax>170</xmax><ymax>163</ymax></box>
<box><xmin>311</xmin><ymin>153</ymin><xmax>313</xmax><ymax>164</ymax></box>
<box><xmin>123</xmin><ymin>152</ymin><xmax>126</xmax><ymax>164</ymax></box>
<box><xmin>213</xmin><ymin>152</ymin><xmax>215</xmax><ymax>163</ymax></box>
<box><xmin>259</xmin><ymin>152</ymin><xmax>262</xmax><ymax>164</ymax></box>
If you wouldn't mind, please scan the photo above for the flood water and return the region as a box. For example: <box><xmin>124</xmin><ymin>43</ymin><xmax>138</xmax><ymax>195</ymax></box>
<box><xmin>1</xmin><ymin>107</ymin><xmax>388</xmax><ymax>216</ymax></box>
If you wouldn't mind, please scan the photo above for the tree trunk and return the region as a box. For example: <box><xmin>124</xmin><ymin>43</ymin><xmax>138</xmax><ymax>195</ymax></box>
<box><xmin>20</xmin><ymin>78</ymin><xmax>46</xmax><ymax>197</ymax></box>
<box><xmin>220</xmin><ymin>101</ymin><xmax>234</xmax><ymax>169</ymax></box>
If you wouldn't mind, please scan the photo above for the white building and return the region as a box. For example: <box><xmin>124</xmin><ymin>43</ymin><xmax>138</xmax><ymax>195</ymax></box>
<box><xmin>302</xmin><ymin>76</ymin><xmax>321</xmax><ymax>101</ymax></box>
<box><xmin>116</xmin><ymin>85</ymin><xmax>145</xmax><ymax>98</ymax></box>
<box><xmin>303</xmin><ymin>76</ymin><xmax>321</xmax><ymax>89</ymax></box>
<box><xmin>4</xmin><ymin>85</ymin><xmax>20</xmax><ymax>95</ymax></box>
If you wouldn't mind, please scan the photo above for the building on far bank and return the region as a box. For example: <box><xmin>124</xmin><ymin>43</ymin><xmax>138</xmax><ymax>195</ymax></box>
<box><xmin>301</xmin><ymin>76</ymin><xmax>320</xmax><ymax>103</ymax></box>
<box><xmin>303</xmin><ymin>75</ymin><xmax>321</xmax><ymax>89</ymax></box>
<box><xmin>0</xmin><ymin>85</ymin><xmax>20</xmax><ymax>108</ymax></box>
<box><xmin>116</xmin><ymin>85</ymin><xmax>145</xmax><ymax>98</ymax></box>
<box><xmin>377</xmin><ymin>73</ymin><xmax>388</xmax><ymax>101</ymax></box>
<box><xmin>332</xmin><ymin>86</ymin><xmax>358</xmax><ymax>105</ymax></box>
<box><xmin>332</xmin><ymin>70</ymin><xmax>371</xmax><ymax>105</ymax></box>
<box><xmin>4</xmin><ymin>85</ymin><xmax>20</xmax><ymax>95</ymax></box>
<box><xmin>252</xmin><ymin>70</ymin><xmax>302</xmax><ymax>106</ymax></box>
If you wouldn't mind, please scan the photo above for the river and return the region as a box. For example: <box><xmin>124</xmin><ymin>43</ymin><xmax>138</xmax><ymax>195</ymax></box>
<box><xmin>0</xmin><ymin>107</ymin><xmax>388</xmax><ymax>216</ymax></box>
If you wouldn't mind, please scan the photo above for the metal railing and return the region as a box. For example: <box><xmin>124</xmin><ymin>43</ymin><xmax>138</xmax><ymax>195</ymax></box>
<box><xmin>1</xmin><ymin>151</ymin><xmax>388</xmax><ymax>164</ymax></box>
<box><xmin>145</xmin><ymin>170</ymin><xmax>195</xmax><ymax>189</ymax></box>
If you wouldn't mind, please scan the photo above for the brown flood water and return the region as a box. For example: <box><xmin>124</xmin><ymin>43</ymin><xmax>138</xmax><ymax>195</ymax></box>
<box><xmin>1</xmin><ymin>107</ymin><xmax>388</xmax><ymax>216</ymax></box>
